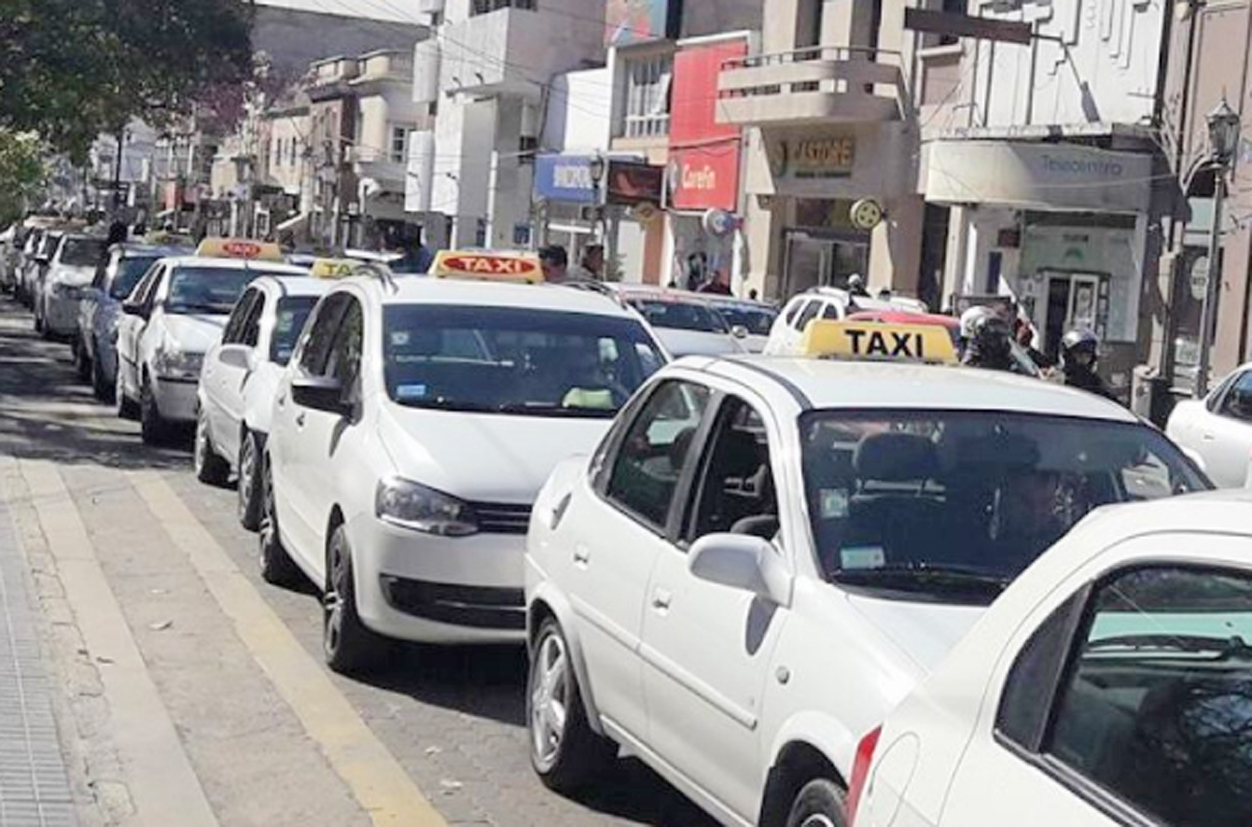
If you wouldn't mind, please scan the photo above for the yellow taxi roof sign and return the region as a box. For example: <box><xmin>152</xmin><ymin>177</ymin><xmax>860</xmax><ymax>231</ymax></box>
<box><xmin>309</xmin><ymin>258</ymin><xmax>359</xmax><ymax>279</ymax></box>
<box><xmin>802</xmin><ymin>320</ymin><xmax>958</xmax><ymax>365</ymax></box>
<box><xmin>430</xmin><ymin>250</ymin><xmax>543</xmax><ymax>284</ymax></box>
<box><xmin>195</xmin><ymin>238</ymin><xmax>285</xmax><ymax>262</ymax></box>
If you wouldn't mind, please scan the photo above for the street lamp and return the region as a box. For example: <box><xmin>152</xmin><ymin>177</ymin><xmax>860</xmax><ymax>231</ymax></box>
<box><xmin>1196</xmin><ymin>97</ymin><xmax>1241</xmax><ymax>397</ymax></box>
<box><xmin>588</xmin><ymin>154</ymin><xmax>609</xmax><ymax>273</ymax></box>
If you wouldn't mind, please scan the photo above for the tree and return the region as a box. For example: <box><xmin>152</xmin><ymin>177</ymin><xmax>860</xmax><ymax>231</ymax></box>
<box><xmin>0</xmin><ymin>0</ymin><xmax>254</xmax><ymax>159</ymax></box>
<box><xmin>0</xmin><ymin>132</ymin><xmax>47</xmax><ymax>226</ymax></box>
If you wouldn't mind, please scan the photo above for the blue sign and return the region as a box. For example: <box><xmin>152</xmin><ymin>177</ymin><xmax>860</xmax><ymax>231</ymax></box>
<box><xmin>534</xmin><ymin>154</ymin><xmax>598</xmax><ymax>204</ymax></box>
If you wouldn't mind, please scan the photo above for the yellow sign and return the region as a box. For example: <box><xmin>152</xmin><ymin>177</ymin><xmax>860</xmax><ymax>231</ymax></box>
<box><xmin>195</xmin><ymin>238</ymin><xmax>284</xmax><ymax>262</ymax></box>
<box><xmin>802</xmin><ymin>321</ymin><xmax>957</xmax><ymax>365</ymax></box>
<box><xmin>309</xmin><ymin>258</ymin><xmax>359</xmax><ymax>279</ymax></box>
<box><xmin>430</xmin><ymin>250</ymin><xmax>544</xmax><ymax>284</ymax></box>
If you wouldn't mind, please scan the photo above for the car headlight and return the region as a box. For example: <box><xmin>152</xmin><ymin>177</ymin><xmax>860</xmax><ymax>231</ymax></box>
<box><xmin>153</xmin><ymin>349</ymin><xmax>203</xmax><ymax>381</ymax></box>
<box><xmin>375</xmin><ymin>478</ymin><xmax>479</xmax><ymax>536</ymax></box>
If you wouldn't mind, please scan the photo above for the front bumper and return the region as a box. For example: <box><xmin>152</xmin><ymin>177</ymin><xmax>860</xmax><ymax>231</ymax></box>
<box><xmin>151</xmin><ymin>376</ymin><xmax>199</xmax><ymax>423</ymax></box>
<box><xmin>348</xmin><ymin>514</ymin><xmax>528</xmax><ymax>646</ymax></box>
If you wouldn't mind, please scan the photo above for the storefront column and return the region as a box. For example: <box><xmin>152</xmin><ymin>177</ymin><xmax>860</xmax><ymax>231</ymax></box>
<box><xmin>745</xmin><ymin>194</ymin><xmax>775</xmax><ymax>299</ymax></box>
<box><xmin>868</xmin><ymin>195</ymin><xmax>924</xmax><ymax>297</ymax></box>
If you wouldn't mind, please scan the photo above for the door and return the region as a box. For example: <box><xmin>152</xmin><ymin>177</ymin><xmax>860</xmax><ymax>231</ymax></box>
<box><xmin>1041</xmin><ymin>272</ymin><xmax>1107</xmax><ymax>360</ymax></box>
<box><xmin>565</xmin><ymin>379</ymin><xmax>712</xmax><ymax>743</ymax></box>
<box><xmin>208</xmin><ymin>289</ymin><xmax>265</xmax><ymax>464</ymax></box>
<box><xmin>641</xmin><ymin>394</ymin><xmax>788</xmax><ymax>820</ymax></box>
<box><xmin>271</xmin><ymin>293</ymin><xmax>350</xmax><ymax>567</ymax></box>
<box><xmin>783</xmin><ymin>230</ymin><xmax>870</xmax><ymax>297</ymax></box>
<box><xmin>1194</xmin><ymin>370</ymin><xmax>1252</xmax><ymax>487</ymax></box>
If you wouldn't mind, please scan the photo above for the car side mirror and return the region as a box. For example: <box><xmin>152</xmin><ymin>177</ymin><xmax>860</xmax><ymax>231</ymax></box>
<box><xmin>688</xmin><ymin>534</ymin><xmax>791</xmax><ymax>606</ymax></box>
<box><xmin>291</xmin><ymin>375</ymin><xmax>351</xmax><ymax>417</ymax></box>
<box><xmin>121</xmin><ymin>302</ymin><xmax>148</xmax><ymax>319</ymax></box>
<box><xmin>218</xmin><ymin>344</ymin><xmax>252</xmax><ymax>371</ymax></box>
<box><xmin>731</xmin><ymin>324</ymin><xmax>749</xmax><ymax>339</ymax></box>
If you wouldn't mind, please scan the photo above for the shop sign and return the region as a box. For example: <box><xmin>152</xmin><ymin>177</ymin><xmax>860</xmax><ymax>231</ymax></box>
<box><xmin>849</xmin><ymin>198</ymin><xmax>883</xmax><ymax>231</ymax></box>
<box><xmin>534</xmin><ymin>154</ymin><xmax>597</xmax><ymax>204</ymax></box>
<box><xmin>606</xmin><ymin>160</ymin><xmax>665</xmax><ymax>206</ymax></box>
<box><xmin>668</xmin><ymin>148</ymin><xmax>740</xmax><ymax>211</ymax></box>
<box><xmin>770</xmin><ymin>134</ymin><xmax>857</xmax><ymax>180</ymax></box>
<box><xmin>669</xmin><ymin>37</ymin><xmax>747</xmax><ymax>212</ymax></box>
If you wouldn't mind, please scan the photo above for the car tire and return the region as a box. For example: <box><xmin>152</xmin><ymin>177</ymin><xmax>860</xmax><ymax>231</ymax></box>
<box><xmin>258</xmin><ymin>460</ymin><xmax>300</xmax><ymax>585</ymax></box>
<box><xmin>33</xmin><ymin>300</ymin><xmax>43</xmax><ymax>333</ymax></box>
<box><xmin>73</xmin><ymin>338</ymin><xmax>91</xmax><ymax>382</ymax></box>
<box><xmin>784</xmin><ymin>778</ymin><xmax>848</xmax><ymax>827</ymax></box>
<box><xmin>139</xmin><ymin>374</ymin><xmax>171</xmax><ymax>445</ymax></box>
<box><xmin>194</xmin><ymin>408</ymin><xmax>231</xmax><ymax>486</ymax></box>
<box><xmin>323</xmin><ymin>525</ymin><xmax>389</xmax><ymax>675</ymax></box>
<box><xmin>237</xmin><ymin>430</ymin><xmax>263</xmax><ymax>531</ymax></box>
<box><xmin>528</xmin><ymin>617</ymin><xmax>616</xmax><ymax>792</ymax></box>
<box><xmin>115</xmin><ymin>368</ymin><xmax>139</xmax><ymax>420</ymax></box>
<box><xmin>92</xmin><ymin>346</ymin><xmax>114</xmax><ymax>403</ymax></box>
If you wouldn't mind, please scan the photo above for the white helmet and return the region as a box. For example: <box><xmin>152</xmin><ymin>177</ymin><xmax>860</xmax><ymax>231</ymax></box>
<box><xmin>959</xmin><ymin>306</ymin><xmax>991</xmax><ymax>339</ymax></box>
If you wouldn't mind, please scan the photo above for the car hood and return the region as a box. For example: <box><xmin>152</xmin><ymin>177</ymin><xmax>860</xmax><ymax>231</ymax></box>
<box><xmin>845</xmin><ymin>593</ymin><xmax>985</xmax><ymax>673</ymax></box>
<box><xmin>161</xmin><ymin>313</ymin><xmax>227</xmax><ymax>354</ymax></box>
<box><xmin>655</xmin><ymin>328</ymin><xmax>744</xmax><ymax>357</ymax></box>
<box><xmin>378</xmin><ymin>403</ymin><xmax>611</xmax><ymax>503</ymax></box>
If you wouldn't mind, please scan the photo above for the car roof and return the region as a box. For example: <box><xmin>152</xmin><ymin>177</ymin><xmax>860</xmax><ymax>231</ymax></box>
<box><xmin>250</xmin><ymin>275</ymin><xmax>330</xmax><ymax>298</ymax></box>
<box><xmin>358</xmin><ymin>277</ymin><xmax>645</xmax><ymax>319</ymax></box>
<box><xmin>847</xmin><ymin>310</ymin><xmax>958</xmax><ymax>328</ymax></box>
<box><xmin>700</xmin><ymin>356</ymin><xmax>1137</xmax><ymax>421</ymax></box>
<box><xmin>160</xmin><ymin>256</ymin><xmax>309</xmax><ymax>276</ymax></box>
<box><xmin>614</xmin><ymin>285</ymin><xmax>721</xmax><ymax>307</ymax></box>
<box><xmin>113</xmin><ymin>243</ymin><xmax>193</xmax><ymax>257</ymax></box>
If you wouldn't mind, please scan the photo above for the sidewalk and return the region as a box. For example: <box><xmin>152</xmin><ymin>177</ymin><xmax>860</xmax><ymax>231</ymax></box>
<box><xmin>0</xmin><ymin>497</ymin><xmax>77</xmax><ymax>827</ymax></box>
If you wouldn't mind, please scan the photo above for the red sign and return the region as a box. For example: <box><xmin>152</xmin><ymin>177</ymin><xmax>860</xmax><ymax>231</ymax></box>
<box><xmin>669</xmin><ymin>38</ymin><xmax>747</xmax><ymax>212</ymax></box>
<box><xmin>431</xmin><ymin>251</ymin><xmax>543</xmax><ymax>283</ymax></box>
<box><xmin>223</xmin><ymin>240</ymin><xmax>264</xmax><ymax>259</ymax></box>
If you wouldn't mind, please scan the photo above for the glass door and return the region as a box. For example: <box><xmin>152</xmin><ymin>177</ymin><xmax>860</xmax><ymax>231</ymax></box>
<box><xmin>783</xmin><ymin>230</ymin><xmax>870</xmax><ymax>298</ymax></box>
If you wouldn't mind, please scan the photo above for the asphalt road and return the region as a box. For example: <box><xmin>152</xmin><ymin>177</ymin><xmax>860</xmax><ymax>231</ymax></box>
<box><xmin>0</xmin><ymin>295</ymin><xmax>716</xmax><ymax>827</ymax></box>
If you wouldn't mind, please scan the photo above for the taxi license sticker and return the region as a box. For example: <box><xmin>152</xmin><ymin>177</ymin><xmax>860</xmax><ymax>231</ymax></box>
<box><xmin>391</xmin><ymin>331</ymin><xmax>411</xmax><ymax>347</ymax></box>
<box><xmin>841</xmin><ymin>546</ymin><xmax>886</xmax><ymax>570</ymax></box>
<box><xmin>802</xmin><ymin>320</ymin><xmax>957</xmax><ymax>365</ymax></box>
<box><xmin>820</xmin><ymin>489</ymin><xmax>849</xmax><ymax>519</ymax></box>
<box><xmin>395</xmin><ymin>384</ymin><xmax>428</xmax><ymax>400</ymax></box>
<box><xmin>430</xmin><ymin>251</ymin><xmax>543</xmax><ymax>283</ymax></box>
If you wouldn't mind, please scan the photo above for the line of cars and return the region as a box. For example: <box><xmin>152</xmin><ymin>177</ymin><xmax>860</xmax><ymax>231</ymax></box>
<box><xmin>6</xmin><ymin>230</ymin><xmax>1249</xmax><ymax>826</ymax></box>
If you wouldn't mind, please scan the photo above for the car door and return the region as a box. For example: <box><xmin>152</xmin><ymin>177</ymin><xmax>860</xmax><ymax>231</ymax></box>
<box><xmin>937</xmin><ymin>542</ymin><xmax>1252</xmax><ymax>827</ymax></box>
<box><xmin>640</xmin><ymin>391</ymin><xmax>790</xmax><ymax>820</ymax></box>
<box><xmin>1192</xmin><ymin>370</ymin><xmax>1252</xmax><ymax>487</ymax></box>
<box><xmin>270</xmin><ymin>293</ymin><xmax>351</xmax><ymax>571</ymax></box>
<box><xmin>205</xmin><ymin>288</ymin><xmax>261</xmax><ymax>463</ymax></box>
<box><xmin>118</xmin><ymin>264</ymin><xmax>164</xmax><ymax>399</ymax></box>
<box><xmin>561</xmin><ymin>378</ymin><xmax>713</xmax><ymax>744</ymax></box>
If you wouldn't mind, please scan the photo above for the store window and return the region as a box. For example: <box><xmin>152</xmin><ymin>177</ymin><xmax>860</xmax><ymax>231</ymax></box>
<box><xmin>623</xmin><ymin>55</ymin><xmax>673</xmax><ymax>139</ymax></box>
<box><xmin>390</xmin><ymin>127</ymin><xmax>409</xmax><ymax>164</ymax></box>
<box><xmin>471</xmin><ymin>0</ymin><xmax>535</xmax><ymax>14</ymax></box>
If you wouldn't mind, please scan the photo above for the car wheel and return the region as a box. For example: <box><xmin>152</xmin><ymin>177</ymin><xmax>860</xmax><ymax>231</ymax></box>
<box><xmin>528</xmin><ymin>617</ymin><xmax>616</xmax><ymax>792</ymax></box>
<box><xmin>73</xmin><ymin>338</ymin><xmax>91</xmax><ymax>382</ymax></box>
<box><xmin>33</xmin><ymin>300</ymin><xmax>43</xmax><ymax>333</ymax></box>
<box><xmin>784</xmin><ymin>778</ymin><xmax>848</xmax><ymax>827</ymax></box>
<box><xmin>194</xmin><ymin>408</ymin><xmax>231</xmax><ymax>486</ymax></box>
<box><xmin>139</xmin><ymin>374</ymin><xmax>171</xmax><ymax>445</ymax></box>
<box><xmin>323</xmin><ymin>525</ymin><xmax>389</xmax><ymax>675</ymax></box>
<box><xmin>92</xmin><ymin>346</ymin><xmax>114</xmax><ymax>403</ymax></box>
<box><xmin>237</xmin><ymin>430</ymin><xmax>263</xmax><ymax>531</ymax></box>
<box><xmin>115</xmin><ymin>368</ymin><xmax>139</xmax><ymax>419</ymax></box>
<box><xmin>258</xmin><ymin>460</ymin><xmax>299</xmax><ymax>585</ymax></box>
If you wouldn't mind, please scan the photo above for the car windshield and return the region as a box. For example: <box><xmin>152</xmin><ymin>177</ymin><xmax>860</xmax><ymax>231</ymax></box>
<box><xmin>270</xmin><ymin>296</ymin><xmax>319</xmax><ymax>366</ymax></box>
<box><xmin>383</xmin><ymin>305</ymin><xmax>665</xmax><ymax>418</ymax></box>
<box><xmin>801</xmin><ymin>410</ymin><xmax>1209</xmax><ymax>604</ymax></box>
<box><xmin>630</xmin><ymin>299</ymin><xmax>729</xmax><ymax>333</ymax></box>
<box><xmin>716</xmin><ymin>306</ymin><xmax>777</xmax><ymax>336</ymax></box>
<box><xmin>110</xmin><ymin>256</ymin><xmax>161</xmax><ymax>299</ymax></box>
<box><xmin>166</xmin><ymin>267</ymin><xmax>272</xmax><ymax>314</ymax></box>
<box><xmin>60</xmin><ymin>237</ymin><xmax>106</xmax><ymax>267</ymax></box>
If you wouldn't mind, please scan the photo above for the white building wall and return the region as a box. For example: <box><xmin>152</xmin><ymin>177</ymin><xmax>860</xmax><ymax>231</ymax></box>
<box><xmin>542</xmin><ymin>68</ymin><xmax>613</xmax><ymax>154</ymax></box>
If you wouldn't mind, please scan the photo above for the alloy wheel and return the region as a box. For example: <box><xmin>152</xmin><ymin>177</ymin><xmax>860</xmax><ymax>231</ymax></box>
<box><xmin>323</xmin><ymin>539</ymin><xmax>347</xmax><ymax>657</ymax></box>
<box><xmin>530</xmin><ymin>630</ymin><xmax>570</xmax><ymax>770</ymax></box>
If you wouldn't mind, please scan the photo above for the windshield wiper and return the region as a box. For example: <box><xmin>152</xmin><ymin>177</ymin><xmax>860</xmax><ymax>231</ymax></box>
<box><xmin>169</xmin><ymin>302</ymin><xmax>231</xmax><ymax>314</ymax></box>
<box><xmin>1087</xmin><ymin>633</ymin><xmax>1252</xmax><ymax>660</ymax></box>
<box><xmin>395</xmin><ymin>398</ymin><xmax>495</xmax><ymax>413</ymax></box>
<box><xmin>496</xmin><ymin>402</ymin><xmax>616</xmax><ymax>417</ymax></box>
<box><xmin>831</xmin><ymin>562</ymin><xmax>1010</xmax><ymax>592</ymax></box>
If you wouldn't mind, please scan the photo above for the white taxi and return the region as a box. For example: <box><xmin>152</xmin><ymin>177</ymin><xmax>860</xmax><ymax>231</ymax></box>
<box><xmin>853</xmin><ymin>491</ymin><xmax>1251</xmax><ymax>827</ymax></box>
<box><xmin>115</xmin><ymin>239</ymin><xmax>307</xmax><ymax>443</ymax></box>
<box><xmin>523</xmin><ymin>320</ymin><xmax>1208</xmax><ymax>827</ymax></box>
<box><xmin>764</xmin><ymin>287</ymin><xmax>922</xmax><ymax>356</ymax></box>
<box><xmin>260</xmin><ymin>253</ymin><xmax>668</xmax><ymax>675</ymax></box>
<box><xmin>195</xmin><ymin>270</ymin><xmax>332</xmax><ymax>529</ymax></box>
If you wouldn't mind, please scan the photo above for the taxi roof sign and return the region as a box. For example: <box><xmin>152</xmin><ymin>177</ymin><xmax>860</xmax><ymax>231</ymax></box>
<box><xmin>802</xmin><ymin>320</ymin><xmax>958</xmax><ymax>365</ymax></box>
<box><xmin>195</xmin><ymin>238</ymin><xmax>285</xmax><ymax>263</ymax></box>
<box><xmin>309</xmin><ymin>258</ymin><xmax>360</xmax><ymax>280</ymax></box>
<box><xmin>430</xmin><ymin>250</ymin><xmax>543</xmax><ymax>284</ymax></box>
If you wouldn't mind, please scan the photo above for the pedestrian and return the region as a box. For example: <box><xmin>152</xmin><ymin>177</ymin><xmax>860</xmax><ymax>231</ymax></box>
<box><xmin>393</xmin><ymin>227</ymin><xmax>433</xmax><ymax>275</ymax></box>
<box><xmin>539</xmin><ymin>245</ymin><xmax>570</xmax><ymax>283</ymax></box>
<box><xmin>570</xmin><ymin>244</ymin><xmax>604</xmax><ymax>281</ymax></box>
<box><xmin>877</xmin><ymin>287</ymin><xmax>893</xmax><ymax>301</ymax></box>
<box><xmin>698</xmin><ymin>269</ymin><xmax>733</xmax><ymax>296</ymax></box>
<box><xmin>748</xmin><ymin>288</ymin><xmax>759</xmax><ymax>301</ymax></box>
<box><xmin>1060</xmin><ymin>329</ymin><xmax>1114</xmax><ymax>400</ymax></box>
<box><xmin>685</xmin><ymin>251</ymin><xmax>708</xmax><ymax>292</ymax></box>
<box><xmin>105</xmin><ymin>220</ymin><xmax>128</xmax><ymax>247</ymax></box>
<box><xmin>847</xmin><ymin>274</ymin><xmax>869</xmax><ymax>297</ymax></box>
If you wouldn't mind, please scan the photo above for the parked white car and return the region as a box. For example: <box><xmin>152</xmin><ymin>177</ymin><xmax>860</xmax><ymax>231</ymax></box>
<box><xmin>195</xmin><ymin>275</ymin><xmax>328</xmax><ymax>530</ymax></box>
<box><xmin>613</xmin><ymin>285</ymin><xmax>750</xmax><ymax>357</ymax></box>
<box><xmin>1166</xmin><ymin>364</ymin><xmax>1252</xmax><ymax>488</ymax></box>
<box><xmin>35</xmin><ymin>233</ymin><xmax>108</xmax><ymax>339</ymax></box>
<box><xmin>523</xmin><ymin>320</ymin><xmax>1207</xmax><ymax>827</ymax></box>
<box><xmin>764</xmin><ymin>288</ymin><xmax>919</xmax><ymax>356</ymax></box>
<box><xmin>115</xmin><ymin>241</ymin><xmax>307</xmax><ymax>443</ymax></box>
<box><xmin>701</xmin><ymin>296</ymin><xmax>779</xmax><ymax>353</ymax></box>
<box><xmin>260</xmin><ymin>269</ymin><xmax>667</xmax><ymax>675</ymax></box>
<box><xmin>853</xmin><ymin>491</ymin><xmax>1252</xmax><ymax>827</ymax></box>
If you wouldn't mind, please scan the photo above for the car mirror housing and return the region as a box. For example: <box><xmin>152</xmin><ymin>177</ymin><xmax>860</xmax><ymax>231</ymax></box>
<box><xmin>291</xmin><ymin>375</ymin><xmax>352</xmax><ymax>417</ymax></box>
<box><xmin>731</xmin><ymin>325</ymin><xmax>749</xmax><ymax>339</ymax></box>
<box><xmin>121</xmin><ymin>302</ymin><xmax>148</xmax><ymax>319</ymax></box>
<box><xmin>218</xmin><ymin>344</ymin><xmax>252</xmax><ymax>371</ymax></box>
<box><xmin>688</xmin><ymin>534</ymin><xmax>791</xmax><ymax>606</ymax></box>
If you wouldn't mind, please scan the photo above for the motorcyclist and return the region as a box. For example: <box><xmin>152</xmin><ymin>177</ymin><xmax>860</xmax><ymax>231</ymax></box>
<box><xmin>1060</xmin><ymin>329</ymin><xmax>1114</xmax><ymax>399</ymax></box>
<box><xmin>961</xmin><ymin>309</ymin><xmax>1015</xmax><ymax>372</ymax></box>
<box><xmin>847</xmin><ymin>274</ymin><xmax>869</xmax><ymax>298</ymax></box>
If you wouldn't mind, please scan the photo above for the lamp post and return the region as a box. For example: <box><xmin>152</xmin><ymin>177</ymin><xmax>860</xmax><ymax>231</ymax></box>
<box><xmin>588</xmin><ymin>154</ymin><xmax>615</xmax><ymax>281</ymax></box>
<box><xmin>1196</xmin><ymin>97</ymin><xmax>1241</xmax><ymax>397</ymax></box>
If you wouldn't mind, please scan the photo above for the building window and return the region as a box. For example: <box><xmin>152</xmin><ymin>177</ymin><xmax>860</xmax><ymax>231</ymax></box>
<box><xmin>391</xmin><ymin>127</ymin><xmax>409</xmax><ymax>164</ymax></box>
<box><xmin>471</xmin><ymin>0</ymin><xmax>535</xmax><ymax>15</ymax></box>
<box><xmin>623</xmin><ymin>55</ymin><xmax>672</xmax><ymax>139</ymax></box>
<box><xmin>290</xmin><ymin>138</ymin><xmax>299</xmax><ymax>167</ymax></box>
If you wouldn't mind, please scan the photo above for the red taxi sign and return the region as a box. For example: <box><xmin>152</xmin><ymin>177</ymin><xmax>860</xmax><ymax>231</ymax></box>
<box><xmin>430</xmin><ymin>250</ymin><xmax>543</xmax><ymax>284</ymax></box>
<box><xmin>195</xmin><ymin>238</ymin><xmax>285</xmax><ymax>263</ymax></box>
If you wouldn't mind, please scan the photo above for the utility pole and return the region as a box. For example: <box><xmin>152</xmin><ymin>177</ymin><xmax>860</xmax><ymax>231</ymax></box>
<box><xmin>1195</xmin><ymin>97</ymin><xmax>1241</xmax><ymax>397</ymax></box>
<box><xmin>112</xmin><ymin>128</ymin><xmax>126</xmax><ymax>212</ymax></box>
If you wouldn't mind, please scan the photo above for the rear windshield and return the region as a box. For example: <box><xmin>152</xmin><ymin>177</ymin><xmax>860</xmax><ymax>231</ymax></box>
<box><xmin>383</xmin><ymin>305</ymin><xmax>664</xmax><ymax>418</ymax></box>
<box><xmin>630</xmin><ymin>299</ymin><xmax>728</xmax><ymax>333</ymax></box>
<box><xmin>60</xmin><ymin>237</ymin><xmax>107</xmax><ymax>267</ymax></box>
<box><xmin>716</xmin><ymin>305</ymin><xmax>777</xmax><ymax>336</ymax></box>
<box><xmin>801</xmin><ymin>410</ymin><xmax>1209</xmax><ymax>604</ymax></box>
<box><xmin>270</xmin><ymin>296</ymin><xmax>319</xmax><ymax>366</ymax></box>
<box><xmin>110</xmin><ymin>256</ymin><xmax>161</xmax><ymax>299</ymax></box>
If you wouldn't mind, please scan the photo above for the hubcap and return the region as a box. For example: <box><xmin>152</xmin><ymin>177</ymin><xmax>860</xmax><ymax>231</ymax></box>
<box><xmin>799</xmin><ymin>816</ymin><xmax>837</xmax><ymax>827</ymax></box>
<box><xmin>324</xmin><ymin>541</ymin><xmax>347</xmax><ymax>655</ymax></box>
<box><xmin>530</xmin><ymin>631</ymin><xmax>570</xmax><ymax>769</ymax></box>
<box><xmin>259</xmin><ymin>471</ymin><xmax>277</xmax><ymax>563</ymax></box>
<box><xmin>194</xmin><ymin>414</ymin><xmax>208</xmax><ymax>471</ymax></box>
<box><xmin>238</xmin><ymin>439</ymin><xmax>255</xmax><ymax>517</ymax></box>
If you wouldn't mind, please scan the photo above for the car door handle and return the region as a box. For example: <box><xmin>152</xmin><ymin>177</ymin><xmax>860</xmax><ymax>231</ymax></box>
<box><xmin>573</xmin><ymin>546</ymin><xmax>590</xmax><ymax>566</ymax></box>
<box><xmin>296</xmin><ymin>412</ymin><xmax>306</xmax><ymax>428</ymax></box>
<box><xmin>1203</xmin><ymin>433</ymin><xmax>1217</xmax><ymax>442</ymax></box>
<box><xmin>651</xmin><ymin>589</ymin><xmax>672</xmax><ymax>611</ymax></box>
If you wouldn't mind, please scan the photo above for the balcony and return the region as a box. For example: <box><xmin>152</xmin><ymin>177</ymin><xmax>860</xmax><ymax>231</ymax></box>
<box><xmin>348</xmin><ymin>145</ymin><xmax>405</xmax><ymax>188</ymax></box>
<box><xmin>717</xmin><ymin>47</ymin><xmax>905</xmax><ymax>127</ymax></box>
<box><xmin>440</xmin><ymin>8</ymin><xmax>546</xmax><ymax>97</ymax></box>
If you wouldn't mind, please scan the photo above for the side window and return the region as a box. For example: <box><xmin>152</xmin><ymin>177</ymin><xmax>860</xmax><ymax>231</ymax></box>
<box><xmin>794</xmin><ymin>300</ymin><xmax>822</xmax><ymax>332</ymax></box>
<box><xmin>820</xmin><ymin>302</ymin><xmax>841</xmax><ymax>320</ymax></box>
<box><xmin>1219</xmin><ymin>371</ymin><xmax>1252</xmax><ymax>422</ymax></box>
<box><xmin>91</xmin><ymin>256</ymin><xmax>112</xmax><ymax>291</ymax></box>
<box><xmin>783</xmin><ymin>298</ymin><xmax>805</xmax><ymax>325</ymax></box>
<box><xmin>298</xmin><ymin>295</ymin><xmax>350</xmax><ymax>376</ymax></box>
<box><xmin>605</xmin><ymin>380</ymin><xmax>712</xmax><ymax>531</ymax></box>
<box><xmin>1044</xmin><ymin>567</ymin><xmax>1252</xmax><ymax>825</ymax></box>
<box><xmin>127</xmin><ymin>265</ymin><xmax>161</xmax><ymax>308</ymax></box>
<box><xmin>222</xmin><ymin>290</ymin><xmax>258</xmax><ymax>345</ymax></box>
<box><xmin>686</xmin><ymin>397</ymin><xmax>779</xmax><ymax>543</ymax></box>
<box><xmin>241</xmin><ymin>293</ymin><xmax>267</xmax><ymax>347</ymax></box>
<box><xmin>324</xmin><ymin>298</ymin><xmax>364</xmax><ymax>391</ymax></box>
<box><xmin>138</xmin><ymin>266</ymin><xmax>166</xmax><ymax>311</ymax></box>
<box><xmin>996</xmin><ymin>591</ymin><xmax>1087</xmax><ymax>748</ymax></box>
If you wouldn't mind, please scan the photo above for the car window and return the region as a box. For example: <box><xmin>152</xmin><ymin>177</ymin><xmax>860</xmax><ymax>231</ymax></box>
<box><xmin>604</xmin><ymin>380</ymin><xmax>712</xmax><ymax>531</ymax></box>
<box><xmin>1045</xmin><ymin>566</ymin><xmax>1252</xmax><ymax>826</ymax></box>
<box><xmin>783</xmin><ymin>297</ymin><xmax>805</xmax><ymax>325</ymax></box>
<box><xmin>130</xmin><ymin>264</ymin><xmax>165</xmax><ymax>309</ymax></box>
<box><xmin>59</xmin><ymin>237</ymin><xmax>107</xmax><ymax>267</ymax></box>
<box><xmin>109</xmin><ymin>256</ymin><xmax>162</xmax><ymax>299</ymax></box>
<box><xmin>1219</xmin><ymin>371</ymin><xmax>1252</xmax><ymax>423</ymax></box>
<box><xmin>298</xmin><ymin>294</ymin><xmax>350</xmax><ymax>377</ymax></box>
<box><xmin>241</xmin><ymin>292</ymin><xmax>266</xmax><ymax>347</ymax></box>
<box><xmin>91</xmin><ymin>255</ymin><xmax>113</xmax><ymax>291</ymax></box>
<box><xmin>821</xmin><ymin>302</ymin><xmax>841</xmax><ymax>320</ymax></box>
<box><xmin>717</xmin><ymin>306</ymin><xmax>777</xmax><ymax>336</ymax></box>
<box><xmin>270</xmin><ymin>296</ymin><xmax>320</xmax><ymax>366</ymax></box>
<box><xmin>800</xmin><ymin>411</ymin><xmax>1209</xmax><ymax>604</ymax></box>
<box><xmin>686</xmin><ymin>397</ymin><xmax>778</xmax><ymax>544</ymax></box>
<box><xmin>222</xmin><ymin>289</ymin><xmax>259</xmax><ymax>345</ymax></box>
<box><xmin>794</xmin><ymin>300</ymin><xmax>822</xmax><ymax>332</ymax></box>
<box><xmin>629</xmin><ymin>300</ymin><xmax>728</xmax><ymax>334</ymax></box>
<box><xmin>325</xmin><ymin>298</ymin><xmax>364</xmax><ymax>391</ymax></box>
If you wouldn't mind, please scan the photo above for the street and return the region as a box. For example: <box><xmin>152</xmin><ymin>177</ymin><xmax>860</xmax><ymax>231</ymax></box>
<box><xmin>0</xmin><ymin>295</ymin><xmax>714</xmax><ymax>827</ymax></box>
